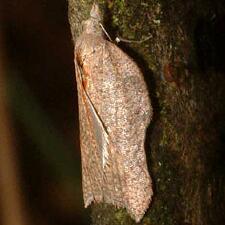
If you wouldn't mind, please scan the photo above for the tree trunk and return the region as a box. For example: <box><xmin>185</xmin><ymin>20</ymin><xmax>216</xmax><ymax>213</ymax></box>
<box><xmin>68</xmin><ymin>1</ymin><xmax>225</xmax><ymax>225</ymax></box>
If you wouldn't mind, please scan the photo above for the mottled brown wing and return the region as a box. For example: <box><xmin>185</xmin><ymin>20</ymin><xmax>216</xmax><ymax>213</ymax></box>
<box><xmin>80</xmin><ymin>39</ymin><xmax>153</xmax><ymax>222</ymax></box>
<box><xmin>105</xmin><ymin>42</ymin><xmax>153</xmax><ymax>221</ymax></box>
<box><xmin>75</xmin><ymin>57</ymin><xmax>108</xmax><ymax>206</ymax></box>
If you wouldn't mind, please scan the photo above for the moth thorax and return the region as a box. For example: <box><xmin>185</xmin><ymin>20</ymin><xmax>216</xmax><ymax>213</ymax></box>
<box><xmin>82</xmin><ymin>19</ymin><xmax>103</xmax><ymax>36</ymax></box>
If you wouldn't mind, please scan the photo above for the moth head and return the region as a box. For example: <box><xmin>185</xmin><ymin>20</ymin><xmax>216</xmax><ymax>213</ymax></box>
<box><xmin>90</xmin><ymin>2</ymin><xmax>101</xmax><ymax>21</ymax></box>
<box><xmin>82</xmin><ymin>3</ymin><xmax>102</xmax><ymax>35</ymax></box>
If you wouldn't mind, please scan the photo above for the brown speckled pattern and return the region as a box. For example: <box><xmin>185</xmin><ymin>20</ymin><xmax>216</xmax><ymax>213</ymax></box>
<box><xmin>74</xmin><ymin>3</ymin><xmax>153</xmax><ymax>222</ymax></box>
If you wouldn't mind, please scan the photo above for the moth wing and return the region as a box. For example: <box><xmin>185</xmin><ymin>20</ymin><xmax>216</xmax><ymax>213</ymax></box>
<box><xmin>102</xmin><ymin>42</ymin><xmax>153</xmax><ymax>222</ymax></box>
<box><xmin>75</xmin><ymin>41</ymin><xmax>127</xmax><ymax>209</ymax></box>
<box><xmin>75</xmin><ymin>37</ymin><xmax>153</xmax><ymax>222</ymax></box>
<box><xmin>75</xmin><ymin>58</ymin><xmax>109</xmax><ymax>206</ymax></box>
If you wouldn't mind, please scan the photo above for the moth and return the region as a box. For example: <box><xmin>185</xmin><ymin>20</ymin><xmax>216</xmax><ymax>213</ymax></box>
<box><xmin>74</xmin><ymin>3</ymin><xmax>153</xmax><ymax>222</ymax></box>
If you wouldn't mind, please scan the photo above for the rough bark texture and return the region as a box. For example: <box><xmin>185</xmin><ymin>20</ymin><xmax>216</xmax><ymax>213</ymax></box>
<box><xmin>68</xmin><ymin>1</ymin><xmax>225</xmax><ymax>225</ymax></box>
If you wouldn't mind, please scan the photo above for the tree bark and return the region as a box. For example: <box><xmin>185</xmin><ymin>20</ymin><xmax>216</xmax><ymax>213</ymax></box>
<box><xmin>68</xmin><ymin>1</ymin><xmax>225</xmax><ymax>225</ymax></box>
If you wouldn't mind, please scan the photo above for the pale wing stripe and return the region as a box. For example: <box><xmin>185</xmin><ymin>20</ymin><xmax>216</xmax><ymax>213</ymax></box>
<box><xmin>77</xmin><ymin>64</ymin><xmax>109</xmax><ymax>169</ymax></box>
<box><xmin>85</xmin><ymin>95</ymin><xmax>109</xmax><ymax>169</ymax></box>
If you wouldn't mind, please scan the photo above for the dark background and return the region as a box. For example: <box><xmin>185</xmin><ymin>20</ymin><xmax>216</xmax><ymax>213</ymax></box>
<box><xmin>1</xmin><ymin>0</ymin><xmax>225</xmax><ymax>225</ymax></box>
<box><xmin>1</xmin><ymin>1</ymin><xmax>88</xmax><ymax>224</ymax></box>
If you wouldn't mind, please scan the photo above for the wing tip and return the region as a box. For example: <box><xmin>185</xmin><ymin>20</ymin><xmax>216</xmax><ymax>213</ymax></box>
<box><xmin>129</xmin><ymin>191</ymin><xmax>153</xmax><ymax>222</ymax></box>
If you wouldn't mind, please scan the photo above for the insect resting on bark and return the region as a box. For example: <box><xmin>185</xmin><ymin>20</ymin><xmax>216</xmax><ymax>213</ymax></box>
<box><xmin>74</xmin><ymin>2</ymin><xmax>153</xmax><ymax>222</ymax></box>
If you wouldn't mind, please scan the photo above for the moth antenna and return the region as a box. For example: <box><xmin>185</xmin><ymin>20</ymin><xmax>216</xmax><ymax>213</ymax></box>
<box><xmin>115</xmin><ymin>35</ymin><xmax>152</xmax><ymax>44</ymax></box>
<box><xmin>99</xmin><ymin>22</ymin><xmax>152</xmax><ymax>44</ymax></box>
<box><xmin>99</xmin><ymin>23</ymin><xmax>113</xmax><ymax>41</ymax></box>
